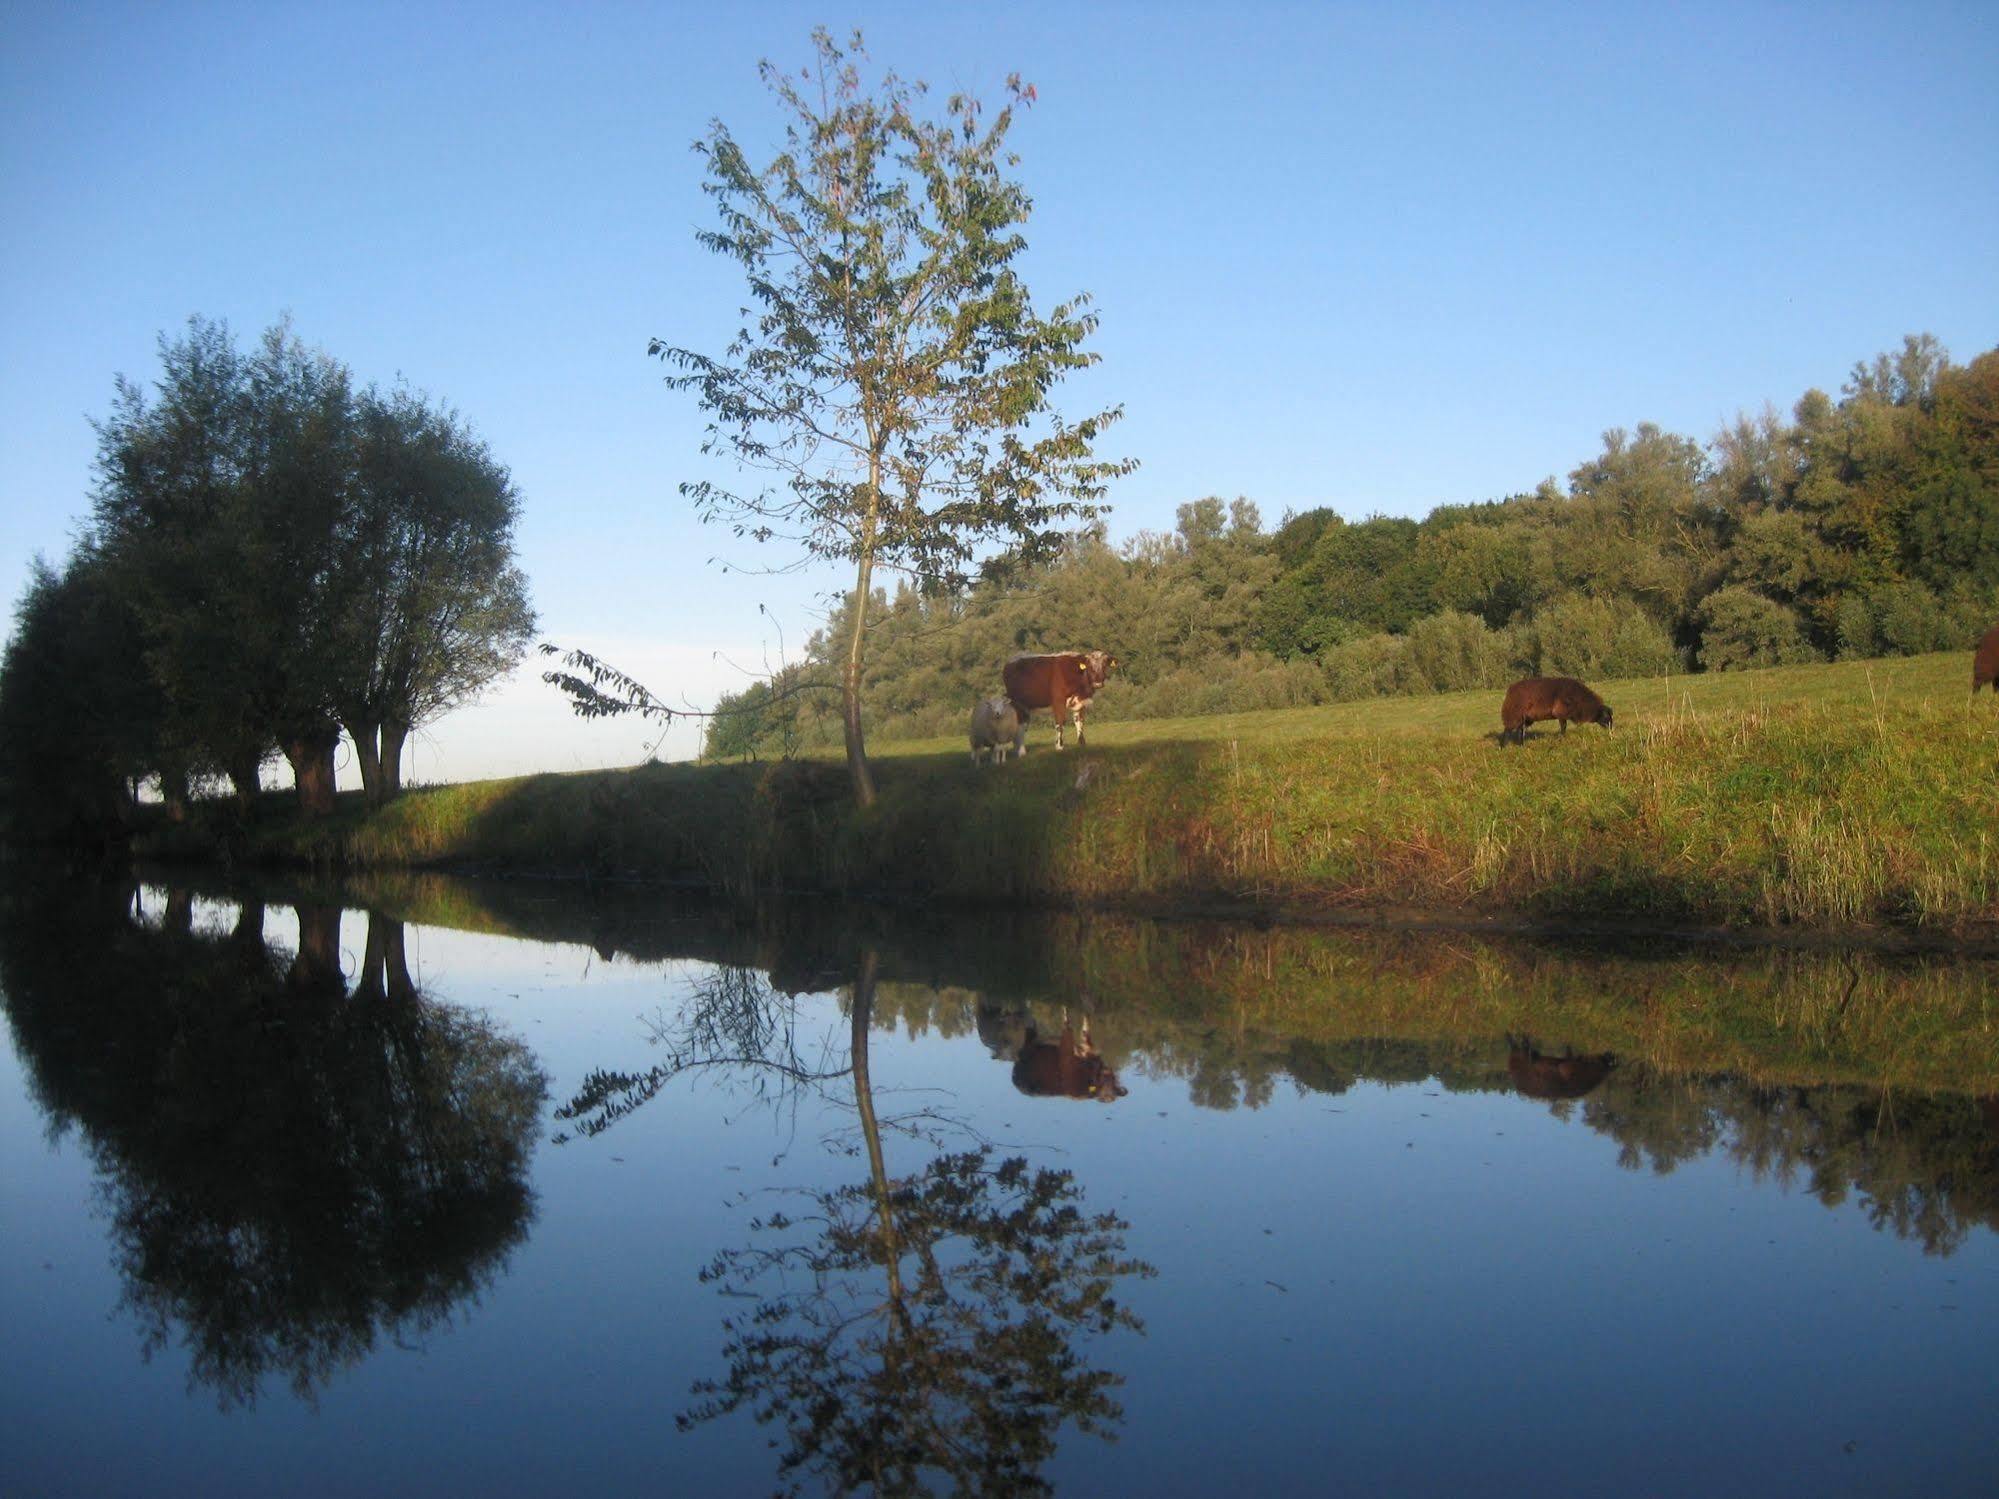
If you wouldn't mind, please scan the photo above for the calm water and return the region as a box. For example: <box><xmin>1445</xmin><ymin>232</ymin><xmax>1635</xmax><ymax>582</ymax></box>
<box><xmin>2</xmin><ymin>869</ymin><xmax>1995</xmax><ymax>1498</ymax></box>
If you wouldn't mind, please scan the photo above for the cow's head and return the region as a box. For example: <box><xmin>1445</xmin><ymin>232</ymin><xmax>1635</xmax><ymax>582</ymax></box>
<box><xmin>1083</xmin><ymin>650</ymin><xmax>1117</xmax><ymax>688</ymax></box>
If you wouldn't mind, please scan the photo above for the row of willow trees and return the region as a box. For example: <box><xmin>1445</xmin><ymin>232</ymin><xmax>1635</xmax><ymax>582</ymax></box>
<box><xmin>0</xmin><ymin>318</ymin><xmax>534</xmax><ymax>842</ymax></box>
<box><xmin>707</xmin><ymin>335</ymin><xmax>1999</xmax><ymax>754</ymax></box>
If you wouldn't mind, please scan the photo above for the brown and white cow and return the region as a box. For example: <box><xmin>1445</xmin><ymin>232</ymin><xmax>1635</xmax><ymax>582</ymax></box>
<box><xmin>1001</xmin><ymin>649</ymin><xmax>1117</xmax><ymax>752</ymax></box>
<box><xmin>1010</xmin><ymin>1017</ymin><xmax>1127</xmax><ymax>1103</ymax></box>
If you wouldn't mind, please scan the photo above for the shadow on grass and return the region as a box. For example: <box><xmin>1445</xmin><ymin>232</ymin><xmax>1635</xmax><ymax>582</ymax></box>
<box><xmin>125</xmin><ymin>712</ymin><xmax>1999</xmax><ymax>939</ymax></box>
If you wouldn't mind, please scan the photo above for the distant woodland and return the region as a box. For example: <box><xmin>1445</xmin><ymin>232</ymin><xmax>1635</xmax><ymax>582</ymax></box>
<box><xmin>707</xmin><ymin>336</ymin><xmax>1999</xmax><ymax>756</ymax></box>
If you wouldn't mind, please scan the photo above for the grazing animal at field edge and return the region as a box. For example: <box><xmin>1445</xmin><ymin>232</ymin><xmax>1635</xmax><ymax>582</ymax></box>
<box><xmin>1506</xmin><ymin>1036</ymin><xmax>1616</xmax><ymax>1101</ymax></box>
<box><xmin>1499</xmin><ymin>675</ymin><xmax>1614</xmax><ymax>745</ymax></box>
<box><xmin>968</xmin><ymin>696</ymin><xmax>1022</xmax><ymax>765</ymax></box>
<box><xmin>1974</xmin><ymin>623</ymin><xmax>1999</xmax><ymax>695</ymax></box>
<box><xmin>1011</xmin><ymin>1017</ymin><xmax>1126</xmax><ymax>1103</ymax></box>
<box><xmin>1001</xmin><ymin>650</ymin><xmax>1117</xmax><ymax>752</ymax></box>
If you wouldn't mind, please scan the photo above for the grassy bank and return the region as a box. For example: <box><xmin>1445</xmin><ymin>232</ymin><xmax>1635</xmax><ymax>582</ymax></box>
<box><xmin>155</xmin><ymin>649</ymin><xmax>1999</xmax><ymax>934</ymax></box>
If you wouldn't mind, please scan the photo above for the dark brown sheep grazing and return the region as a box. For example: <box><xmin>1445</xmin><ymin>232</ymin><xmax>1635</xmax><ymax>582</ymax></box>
<box><xmin>1507</xmin><ymin>1036</ymin><xmax>1616</xmax><ymax>1101</ymax></box>
<box><xmin>1499</xmin><ymin>676</ymin><xmax>1613</xmax><ymax>745</ymax></box>
<box><xmin>1974</xmin><ymin>623</ymin><xmax>1999</xmax><ymax>695</ymax></box>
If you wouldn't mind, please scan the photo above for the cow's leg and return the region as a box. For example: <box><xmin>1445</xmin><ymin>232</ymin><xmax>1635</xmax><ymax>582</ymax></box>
<box><xmin>1013</xmin><ymin>719</ymin><xmax>1027</xmax><ymax>758</ymax></box>
<box><xmin>1072</xmin><ymin>695</ymin><xmax>1088</xmax><ymax>746</ymax></box>
<box><xmin>1559</xmin><ymin>718</ymin><xmax>1569</xmax><ymax>734</ymax></box>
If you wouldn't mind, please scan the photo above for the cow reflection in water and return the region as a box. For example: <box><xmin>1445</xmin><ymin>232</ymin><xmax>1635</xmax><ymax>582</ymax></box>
<box><xmin>980</xmin><ymin>1001</ymin><xmax>1128</xmax><ymax>1102</ymax></box>
<box><xmin>1507</xmin><ymin>1035</ymin><xmax>1617</xmax><ymax>1102</ymax></box>
<box><xmin>1016</xmin><ymin>1017</ymin><xmax>1128</xmax><ymax>1102</ymax></box>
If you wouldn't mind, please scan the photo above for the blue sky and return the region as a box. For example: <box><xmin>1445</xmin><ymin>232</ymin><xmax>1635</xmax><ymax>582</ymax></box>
<box><xmin>3</xmin><ymin>1</ymin><xmax>1995</xmax><ymax>776</ymax></box>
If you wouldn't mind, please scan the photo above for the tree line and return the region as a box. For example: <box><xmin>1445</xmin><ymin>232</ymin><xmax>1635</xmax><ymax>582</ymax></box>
<box><xmin>0</xmin><ymin>317</ymin><xmax>534</xmax><ymax>843</ymax></box>
<box><xmin>706</xmin><ymin>334</ymin><xmax>1999</xmax><ymax>756</ymax></box>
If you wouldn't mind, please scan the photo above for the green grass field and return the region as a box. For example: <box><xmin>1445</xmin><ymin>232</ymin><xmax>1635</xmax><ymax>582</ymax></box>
<box><xmin>875</xmin><ymin>649</ymin><xmax>1988</xmax><ymax>757</ymax></box>
<box><xmin>182</xmin><ymin>650</ymin><xmax>1999</xmax><ymax>936</ymax></box>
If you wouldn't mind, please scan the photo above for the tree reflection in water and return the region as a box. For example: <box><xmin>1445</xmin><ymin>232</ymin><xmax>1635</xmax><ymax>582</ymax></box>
<box><xmin>559</xmin><ymin>950</ymin><xmax>1153</xmax><ymax>1497</ymax></box>
<box><xmin>1571</xmin><ymin>1069</ymin><xmax>1999</xmax><ymax>1255</ymax></box>
<box><xmin>0</xmin><ymin>876</ymin><xmax>548</xmax><ymax>1408</ymax></box>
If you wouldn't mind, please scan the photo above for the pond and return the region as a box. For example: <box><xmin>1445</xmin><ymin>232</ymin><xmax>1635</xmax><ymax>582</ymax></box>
<box><xmin>2</xmin><ymin>867</ymin><xmax>1995</xmax><ymax>1497</ymax></box>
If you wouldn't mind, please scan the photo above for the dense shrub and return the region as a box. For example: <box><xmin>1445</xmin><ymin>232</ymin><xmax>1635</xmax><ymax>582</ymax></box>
<box><xmin>1402</xmin><ymin>611</ymin><xmax>1513</xmax><ymax>693</ymax></box>
<box><xmin>1872</xmin><ymin>581</ymin><xmax>1956</xmax><ymax>655</ymax></box>
<box><xmin>1697</xmin><ymin>587</ymin><xmax>1821</xmax><ymax>671</ymax></box>
<box><xmin>1517</xmin><ymin>594</ymin><xmax>1684</xmax><ymax>679</ymax></box>
<box><xmin>1833</xmin><ymin>594</ymin><xmax>1878</xmax><ymax>660</ymax></box>
<box><xmin>1119</xmin><ymin>653</ymin><xmax>1329</xmax><ymax>718</ymax></box>
<box><xmin>1321</xmin><ymin>634</ymin><xmax>1412</xmax><ymax>701</ymax></box>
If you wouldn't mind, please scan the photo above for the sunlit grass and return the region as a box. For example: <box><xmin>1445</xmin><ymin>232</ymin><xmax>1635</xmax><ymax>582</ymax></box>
<box><xmin>189</xmin><ymin>650</ymin><xmax>1999</xmax><ymax>934</ymax></box>
<box><xmin>867</xmin><ymin>649</ymin><xmax>1984</xmax><ymax>757</ymax></box>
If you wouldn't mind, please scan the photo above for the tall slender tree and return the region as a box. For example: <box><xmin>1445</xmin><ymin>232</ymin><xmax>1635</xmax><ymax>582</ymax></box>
<box><xmin>652</xmin><ymin>28</ymin><xmax>1132</xmax><ymax>804</ymax></box>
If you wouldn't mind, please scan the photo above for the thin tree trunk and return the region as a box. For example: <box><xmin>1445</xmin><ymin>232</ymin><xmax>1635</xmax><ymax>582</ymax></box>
<box><xmin>288</xmin><ymin>900</ymin><xmax>345</xmax><ymax>997</ymax></box>
<box><xmin>159</xmin><ymin>764</ymin><xmax>190</xmax><ymax>824</ymax></box>
<box><xmin>381</xmin><ymin>915</ymin><xmax>415</xmax><ymax>1001</ymax></box>
<box><xmin>842</xmin><ymin>546</ymin><xmax>877</xmax><ymax>807</ymax></box>
<box><xmin>226</xmin><ymin>747</ymin><xmax>263</xmax><ymax>816</ymax></box>
<box><xmin>849</xmin><ymin>950</ymin><xmax>905</xmax><ymax>1319</ymax></box>
<box><xmin>379</xmin><ymin>715</ymin><xmax>410</xmax><ymax>799</ymax></box>
<box><xmin>345</xmin><ymin>714</ymin><xmax>384</xmax><ymax>806</ymax></box>
<box><xmin>282</xmin><ymin>724</ymin><xmax>340</xmax><ymax>818</ymax></box>
<box><xmin>354</xmin><ymin>908</ymin><xmax>388</xmax><ymax>1003</ymax></box>
<box><xmin>230</xmin><ymin>898</ymin><xmax>266</xmax><ymax>961</ymax></box>
<box><xmin>353</xmin><ymin>911</ymin><xmax>414</xmax><ymax>1002</ymax></box>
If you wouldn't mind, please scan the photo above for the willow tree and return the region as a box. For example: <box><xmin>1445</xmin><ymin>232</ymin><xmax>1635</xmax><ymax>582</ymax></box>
<box><xmin>653</xmin><ymin>28</ymin><xmax>1132</xmax><ymax>804</ymax></box>
<box><xmin>333</xmin><ymin>385</ymin><xmax>535</xmax><ymax>805</ymax></box>
<box><xmin>89</xmin><ymin>318</ymin><xmax>354</xmax><ymax>815</ymax></box>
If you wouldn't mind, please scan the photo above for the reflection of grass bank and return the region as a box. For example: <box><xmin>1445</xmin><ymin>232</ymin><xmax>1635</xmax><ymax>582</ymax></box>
<box><xmin>338</xmin><ymin>870</ymin><xmax>1999</xmax><ymax>1254</ymax></box>
<box><xmin>1040</xmin><ymin>920</ymin><xmax>1999</xmax><ymax>1096</ymax></box>
<box><xmin>327</xmin><ymin>872</ymin><xmax>1999</xmax><ymax>1097</ymax></box>
<box><xmin>104</xmin><ymin>866</ymin><xmax>1999</xmax><ymax>1251</ymax></box>
<box><xmin>147</xmin><ymin>650</ymin><xmax>1999</xmax><ymax>935</ymax></box>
